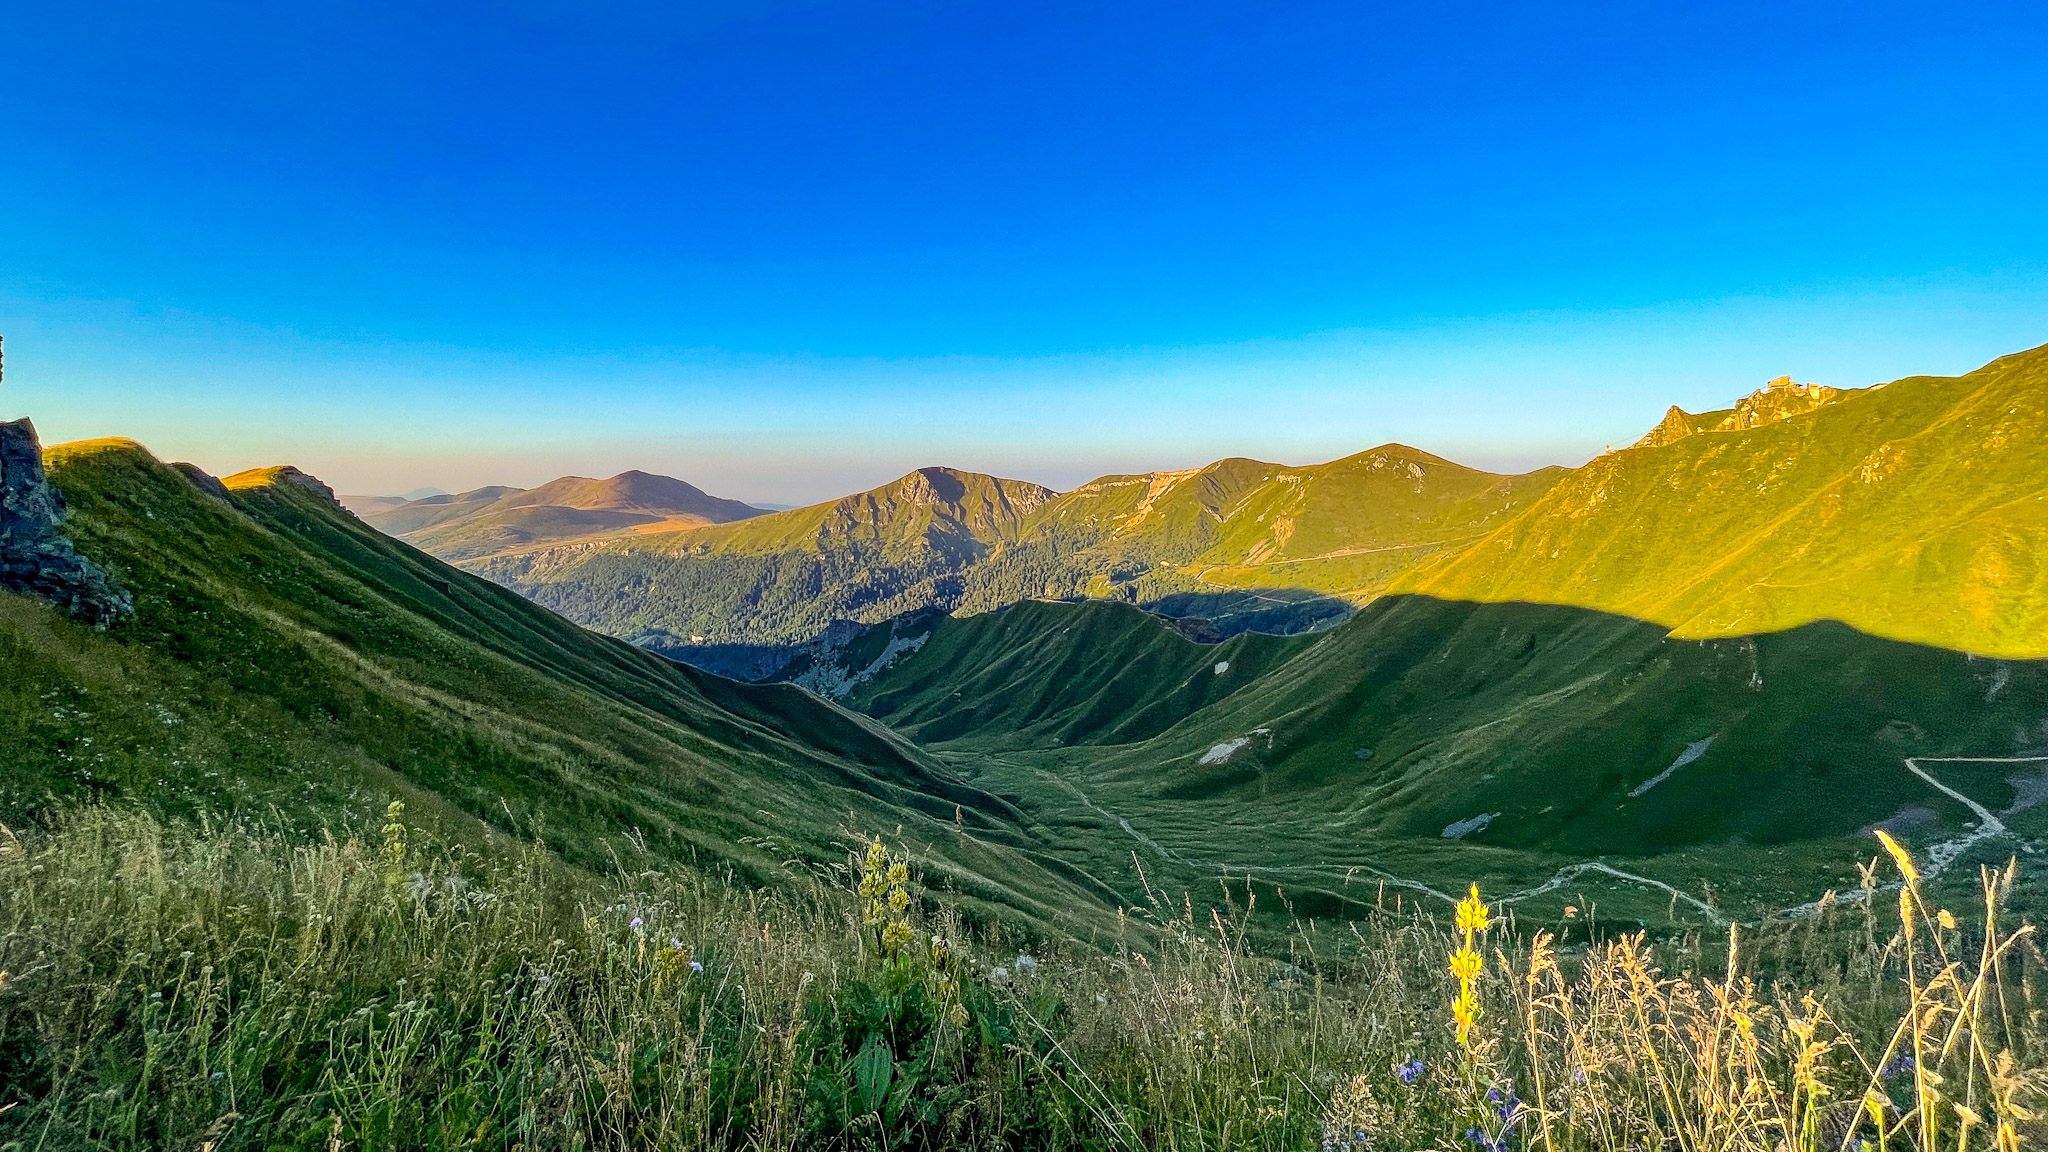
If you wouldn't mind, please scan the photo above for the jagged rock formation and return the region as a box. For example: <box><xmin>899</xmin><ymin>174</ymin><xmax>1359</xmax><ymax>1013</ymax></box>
<box><xmin>1632</xmin><ymin>377</ymin><xmax>1853</xmax><ymax>450</ymax></box>
<box><xmin>1634</xmin><ymin>406</ymin><xmax>1703</xmax><ymax>449</ymax></box>
<box><xmin>1726</xmin><ymin>375</ymin><xmax>1845</xmax><ymax>430</ymax></box>
<box><xmin>0</xmin><ymin>418</ymin><xmax>134</xmax><ymax>627</ymax></box>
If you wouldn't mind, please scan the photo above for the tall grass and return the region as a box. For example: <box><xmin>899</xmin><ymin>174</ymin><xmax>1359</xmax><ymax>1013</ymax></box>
<box><xmin>1</xmin><ymin>805</ymin><xmax>2042</xmax><ymax>1151</ymax></box>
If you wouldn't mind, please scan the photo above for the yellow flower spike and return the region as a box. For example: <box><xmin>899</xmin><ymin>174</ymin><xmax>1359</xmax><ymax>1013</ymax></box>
<box><xmin>1874</xmin><ymin>829</ymin><xmax>1919</xmax><ymax>885</ymax></box>
<box><xmin>1456</xmin><ymin>883</ymin><xmax>1491</xmax><ymax>934</ymax></box>
<box><xmin>1450</xmin><ymin>947</ymin><xmax>1483</xmax><ymax>982</ymax></box>
<box><xmin>1938</xmin><ymin>908</ymin><xmax>1958</xmax><ymax>930</ymax></box>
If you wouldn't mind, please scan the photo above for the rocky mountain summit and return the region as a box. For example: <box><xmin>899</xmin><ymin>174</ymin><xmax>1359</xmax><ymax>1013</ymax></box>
<box><xmin>1632</xmin><ymin>375</ymin><xmax>1855</xmax><ymax>449</ymax></box>
<box><xmin>0</xmin><ymin>418</ymin><xmax>133</xmax><ymax>627</ymax></box>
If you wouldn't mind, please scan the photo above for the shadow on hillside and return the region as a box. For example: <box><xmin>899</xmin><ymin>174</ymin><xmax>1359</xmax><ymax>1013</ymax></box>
<box><xmin>639</xmin><ymin>638</ymin><xmax>802</xmax><ymax>681</ymax></box>
<box><xmin>1141</xmin><ymin>587</ymin><xmax>1354</xmax><ymax>638</ymax></box>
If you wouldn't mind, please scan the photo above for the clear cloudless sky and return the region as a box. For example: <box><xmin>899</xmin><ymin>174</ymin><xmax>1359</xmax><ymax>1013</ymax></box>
<box><xmin>3</xmin><ymin>0</ymin><xmax>2046</xmax><ymax>503</ymax></box>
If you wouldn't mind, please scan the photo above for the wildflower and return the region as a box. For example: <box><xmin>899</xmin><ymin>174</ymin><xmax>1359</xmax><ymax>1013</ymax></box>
<box><xmin>990</xmin><ymin>967</ymin><xmax>1011</xmax><ymax>986</ymax></box>
<box><xmin>629</xmin><ymin>916</ymin><xmax>643</xmax><ymax>930</ymax></box>
<box><xmin>1494</xmin><ymin>1088</ymin><xmax>1523</xmax><ymax>1126</ymax></box>
<box><xmin>689</xmin><ymin>960</ymin><xmax>703</xmax><ymax>974</ymax></box>
<box><xmin>1881</xmin><ymin>1051</ymin><xmax>1916</xmax><ymax>1080</ymax></box>
<box><xmin>1450</xmin><ymin>883</ymin><xmax>1489</xmax><ymax>1050</ymax></box>
<box><xmin>671</xmin><ymin>938</ymin><xmax>683</xmax><ymax>949</ymax></box>
<box><xmin>1453</xmin><ymin>989</ymin><xmax>1479</xmax><ymax>1037</ymax></box>
<box><xmin>1456</xmin><ymin>883</ymin><xmax>1492</xmax><ymax>934</ymax></box>
<box><xmin>1014</xmin><ymin>953</ymin><xmax>1040</xmax><ymax>976</ymax></box>
<box><xmin>1396</xmin><ymin>1059</ymin><xmax>1424</xmax><ymax>1084</ymax></box>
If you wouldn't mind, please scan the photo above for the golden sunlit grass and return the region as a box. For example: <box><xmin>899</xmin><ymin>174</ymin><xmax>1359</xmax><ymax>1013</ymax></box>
<box><xmin>1</xmin><ymin>803</ymin><xmax>2043</xmax><ymax>1151</ymax></box>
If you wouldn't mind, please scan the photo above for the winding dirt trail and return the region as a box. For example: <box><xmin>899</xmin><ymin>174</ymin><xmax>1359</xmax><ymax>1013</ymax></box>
<box><xmin>1016</xmin><ymin>752</ymin><xmax>2048</xmax><ymax>925</ymax></box>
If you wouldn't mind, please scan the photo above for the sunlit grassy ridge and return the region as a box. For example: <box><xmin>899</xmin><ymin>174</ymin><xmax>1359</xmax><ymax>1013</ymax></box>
<box><xmin>1</xmin><ymin>439</ymin><xmax>1120</xmax><ymax>934</ymax></box>
<box><xmin>956</xmin><ymin>447</ymin><xmax>1563</xmax><ymax>628</ymax></box>
<box><xmin>3</xmin><ymin>804</ymin><xmax>2041</xmax><ymax>1150</ymax></box>
<box><xmin>1399</xmin><ymin>344</ymin><xmax>2048</xmax><ymax>658</ymax></box>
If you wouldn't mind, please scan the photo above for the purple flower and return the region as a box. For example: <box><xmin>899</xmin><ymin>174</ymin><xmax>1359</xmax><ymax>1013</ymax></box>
<box><xmin>629</xmin><ymin>916</ymin><xmax>643</xmax><ymax>930</ymax></box>
<box><xmin>1465</xmin><ymin>1129</ymin><xmax>1509</xmax><ymax>1152</ymax></box>
<box><xmin>1396</xmin><ymin>1059</ymin><xmax>1424</xmax><ymax>1085</ymax></box>
<box><xmin>689</xmin><ymin>960</ymin><xmax>704</xmax><ymax>974</ymax></box>
<box><xmin>1881</xmin><ymin>1052</ymin><xmax>1916</xmax><ymax>1080</ymax></box>
<box><xmin>671</xmin><ymin>938</ymin><xmax>683</xmax><ymax>949</ymax></box>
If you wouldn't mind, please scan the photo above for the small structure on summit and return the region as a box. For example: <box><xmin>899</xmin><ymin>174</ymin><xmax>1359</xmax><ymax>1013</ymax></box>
<box><xmin>1728</xmin><ymin>375</ymin><xmax>1842</xmax><ymax>430</ymax></box>
<box><xmin>1632</xmin><ymin>374</ymin><xmax>1853</xmax><ymax>448</ymax></box>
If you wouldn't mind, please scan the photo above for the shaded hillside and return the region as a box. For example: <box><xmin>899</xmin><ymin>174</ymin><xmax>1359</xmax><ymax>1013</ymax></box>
<box><xmin>365</xmin><ymin>470</ymin><xmax>764</xmax><ymax>561</ymax></box>
<box><xmin>786</xmin><ymin>599</ymin><xmax>1318</xmax><ymax>747</ymax></box>
<box><xmin>958</xmin><ymin>447</ymin><xmax>1561</xmax><ymax>631</ymax></box>
<box><xmin>846</xmin><ymin>592</ymin><xmax>2048</xmax><ymax>922</ymax></box>
<box><xmin>473</xmin><ymin>467</ymin><xmax>1056</xmax><ymax>664</ymax></box>
<box><xmin>0</xmin><ymin>438</ymin><xmax>1120</xmax><ymax>933</ymax></box>
<box><xmin>1400</xmin><ymin>346</ymin><xmax>2048</xmax><ymax>658</ymax></box>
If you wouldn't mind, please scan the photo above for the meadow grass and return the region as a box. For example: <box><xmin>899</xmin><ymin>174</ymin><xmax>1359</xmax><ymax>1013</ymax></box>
<box><xmin>1</xmin><ymin>805</ymin><xmax>2043</xmax><ymax>1151</ymax></box>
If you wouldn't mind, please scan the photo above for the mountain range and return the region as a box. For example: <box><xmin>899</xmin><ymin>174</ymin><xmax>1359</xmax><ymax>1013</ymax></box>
<box><xmin>451</xmin><ymin>447</ymin><xmax>1563</xmax><ymax>675</ymax></box>
<box><xmin>4</xmin><ymin>341</ymin><xmax>2045</xmax><ymax>926</ymax></box>
<box><xmin>765</xmin><ymin>344</ymin><xmax>2048</xmax><ymax>921</ymax></box>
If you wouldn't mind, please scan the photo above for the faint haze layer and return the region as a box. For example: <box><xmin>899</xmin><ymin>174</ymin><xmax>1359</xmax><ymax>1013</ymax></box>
<box><xmin>2</xmin><ymin>0</ymin><xmax>2045</xmax><ymax>501</ymax></box>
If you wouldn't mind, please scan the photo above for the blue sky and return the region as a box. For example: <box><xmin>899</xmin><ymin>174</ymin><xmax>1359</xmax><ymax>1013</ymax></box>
<box><xmin>4</xmin><ymin>0</ymin><xmax>2045</xmax><ymax>503</ymax></box>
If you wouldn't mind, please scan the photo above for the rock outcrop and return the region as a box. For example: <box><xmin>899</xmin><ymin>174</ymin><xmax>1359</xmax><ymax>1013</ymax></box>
<box><xmin>1727</xmin><ymin>376</ymin><xmax>1843</xmax><ymax>430</ymax></box>
<box><xmin>1634</xmin><ymin>405</ymin><xmax>1703</xmax><ymax>449</ymax></box>
<box><xmin>0</xmin><ymin>417</ymin><xmax>135</xmax><ymax>627</ymax></box>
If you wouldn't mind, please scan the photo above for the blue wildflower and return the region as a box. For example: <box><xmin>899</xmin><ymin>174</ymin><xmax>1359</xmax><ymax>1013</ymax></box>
<box><xmin>1396</xmin><ymin>1058</ymin><xmax>1424</xmax><ymax>1085</ymax></box>
<box><xmin>689</xmin><ymin>960</ymin><xmax>704</xmax><ymax>973</ymax></box>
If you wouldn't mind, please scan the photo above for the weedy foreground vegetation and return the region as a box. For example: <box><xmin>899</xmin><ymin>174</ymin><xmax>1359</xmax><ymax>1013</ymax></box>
<box><xmin>1</xmin><ymin>805</ymin><xmax>2045</xmax><ymax>1152</ymax></box>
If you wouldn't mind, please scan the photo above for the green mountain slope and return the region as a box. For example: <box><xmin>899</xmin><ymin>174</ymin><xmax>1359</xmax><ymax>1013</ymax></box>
<box><xmin>1399</xmin><ymin>346</ymin><xmax>2048</xmax><ymax>658</ymax></box>
<box><xmin>957</xmin><ymin>446</ymin><xmax>1561</xmax><ymax>631</ymax></box>
<box><xmin>471</xmin><ymin>467</ymin><xmax>1056</xmax><ymax>670</ymax></box>
<box><xmin>824</xmin><ymin>347</ymin><xmax>2048</xmax><ymax>921</ymax></box>
<box><xmin>457</xmin><ymin>449</ymin><xmax>1559</xmax><ymax>675</ymax></box>
<box><xmin>786</xmin><ymin>599</ymin><xmax>1318</xmax><ymax>747</ymax></box>
<box><xmin>842</xmin><ymin>593</ymin><xmax>2048</xmax><ymax>922</ymax></box>
<box><xmin>365</xmin><ymin>471</ymin><xmax>764</xmax><ymax>562</ymax></box>
<box><xmin>0</xmin><ymin>438</ymin><xmax>1120</xmax><ymax>933</ymax></box>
